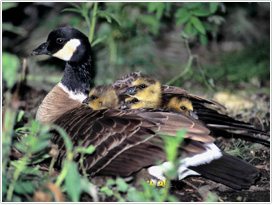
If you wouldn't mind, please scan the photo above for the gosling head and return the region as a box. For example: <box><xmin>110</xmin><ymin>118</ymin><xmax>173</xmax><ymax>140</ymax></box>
<box><xmin>84</xmin><ymin>86</ymin><xmax>118</xmax><ymax>110</ymax></box>
<box><xmin>124</xmin><ymin>77</ymin><xmax>162</xmax><ymax>108</ymax></box>
<box><xmin>120</xmin><ymin>96</ymin><xmax>161</xmax><ymax>110</ymax></box>
<box><xmin>164</xmin><ymin>96</ymin><xmax>198</xmax><ymax>119</ymax></box>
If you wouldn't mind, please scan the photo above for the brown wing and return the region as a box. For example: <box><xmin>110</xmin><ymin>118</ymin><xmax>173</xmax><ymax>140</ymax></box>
<box><xmin>52</xmin><ymin>104</ymin><xmax>214</xmax><ymax>177</ymax></box>
<box><xmin>112</xmin><ymin>72</ymin><xmax>142</xmax><ymax>95</ymax></box>
<box><xmin>162</xmin><ymin>85</ymin><xmax>226</xmax><ymax>109</ymax></box>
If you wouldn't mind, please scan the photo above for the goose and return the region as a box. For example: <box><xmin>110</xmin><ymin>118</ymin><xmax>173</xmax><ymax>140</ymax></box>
<box><xmin>32</xmin><ymin>27</ymin><xmax>260</xmax><ymax>190</ymax></box>
<box><xmin>125</xmin><ymin>76</ymin><xmax>270</xmax><ymax>146</ymax></box>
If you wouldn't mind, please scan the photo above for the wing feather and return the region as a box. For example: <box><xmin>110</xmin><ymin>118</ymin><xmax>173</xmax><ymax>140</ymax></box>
<box><xmin>52</xmin><ymin>104</ymin><xmax>214</xmax><ymax>177</ymax></box>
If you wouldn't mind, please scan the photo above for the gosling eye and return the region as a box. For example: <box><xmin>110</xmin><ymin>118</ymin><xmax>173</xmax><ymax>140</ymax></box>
<box><xmin>56</xmin><ymin>38</ymin><xmax>64</xmax><ymax>44</ymax></box>
<box><xmin>180</xmin><ymin>106</ymin><xmax>187</xmax><ymax>111</ymax></box>
<box><xmin>132</xmin><ymin>98</ymin><xmax>139</xmax><ymax>103</ymax></box>
<box><xmin>90</xmin><ymin>95</ymin><xmax>97</xmax><ymax>100</ymax></box>
<box><xmin>140</xmin><ymin>84</ymin><xmax>147</xmax><ymax>89</ymax></box>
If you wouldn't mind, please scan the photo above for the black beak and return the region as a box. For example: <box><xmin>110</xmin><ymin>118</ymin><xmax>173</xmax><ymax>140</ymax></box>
<box><xmin>120</xmin><ymin>101</ymin><xmax>131</xmax><ymax>110</ymax></box>
<box><xmin>82</xmin><ymin>96</ymin><xmax>90</xmax><ymax>104</ymax></box>
<box><xmin>189</xmin><ymin>110</ymin><xmax>198</xmax><ymax>119</ymax></box>
<box><xmin>124</xmin><ymin>87</ymin><xmax>137</xmax><ymax>95</ymax></box>
<box><xmin>31</xmin><ymin>42</ymin><xmax>50</xmax><ymax>56</ymax></box>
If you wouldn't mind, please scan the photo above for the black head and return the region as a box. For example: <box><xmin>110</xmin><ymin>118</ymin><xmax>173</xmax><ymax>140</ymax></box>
<box><xmin>32</xmin><ymin>27</ymin><xmax>91</xmax><ymax>64</ymax></box>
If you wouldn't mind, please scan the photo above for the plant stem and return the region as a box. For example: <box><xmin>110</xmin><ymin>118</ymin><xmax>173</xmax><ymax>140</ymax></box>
<box><xmin>6</xmin><ymin>157</ymin><xmax>27</xmax><ymax>201</ymax></box>
<box><xmin>55</xmin><ymin>165</ymin><xmax>68</xmax><ymax>187</ymax></box>
<box><xmin>89</xmin><ymin>2</ymin><xmax>98</xmax><ymax>43</ymax></box>
<box><xmin>49</xmin><ymin>157</ymin><xmax>56</xmax><ymax>176</ymax></box>
<box><xmin>166</xmin><ymin>39</ymin><xmax>195</xmax><ymax>85</ymax></box>
<box><xmin>160</xmin><ymin>180</ymin><xmax>170</xmax><ymax>202</ymax></box>
<box><xmin>80</xmin><ymin>153</ymin><xmax>88</xmax><ymax>179</ymax></box>
<box><xmin>194</xmin><ymin>56</ymin><xmax>215</xmax><ymax>90</ymax></box>
<box><xmin>166</xmin><ymin>55</ymin><xmax>194</xmax><ymax>85</ymax></box>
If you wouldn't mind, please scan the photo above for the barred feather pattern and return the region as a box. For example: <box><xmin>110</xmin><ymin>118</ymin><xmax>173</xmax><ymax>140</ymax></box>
<box><xmin>52</xmin><ymin>104</ymin><xmax>214</xmax><ymax>177</ymax></box>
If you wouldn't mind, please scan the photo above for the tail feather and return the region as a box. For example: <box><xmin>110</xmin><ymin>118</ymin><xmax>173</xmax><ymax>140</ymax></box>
<box><xmin>209</xmin><ymin>127</ymin><xmax>270</xmax><ymax>146</ymax></box>
<box><xmin>189</xmin><ymin>152</ymin><xmax>260</xmax><ymax>190</ymax></box>
<box><xmin>192</xmin><ymin>102</ymin><xmax>270</xmax><ymax>146</ymax></box>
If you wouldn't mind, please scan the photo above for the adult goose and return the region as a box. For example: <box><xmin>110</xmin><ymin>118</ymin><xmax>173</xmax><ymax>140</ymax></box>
<box><xmin>32</xmin><ymin>27</ymin><xmax>260</xmax><ymax>190</ymax></box>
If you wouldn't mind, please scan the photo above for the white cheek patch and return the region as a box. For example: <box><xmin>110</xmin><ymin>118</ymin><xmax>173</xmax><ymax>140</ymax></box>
<box><xmin>53</xmin><ymin>39</ymin><xmax>81</xmax><ymax>61</ymax></box>
<box><xmin>58</xmin><ymin>82</ymin><xmax>87</xmax><ymax>102</ymax></box>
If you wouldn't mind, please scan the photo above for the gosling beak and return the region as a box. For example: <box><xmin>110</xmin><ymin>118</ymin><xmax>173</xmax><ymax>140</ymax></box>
<box><xmin>189</xmin><ymin>110</ymin><xmax>199</xmax><ymax>119</ymax></box>
<box><xmin>31</xmin><ymin>42</ymin><xmax>50</xmax><ymax>56</ymax></box>
<box><xmin>82</xmin><ymin>96</ymin><xmax>90</xmax><ymax>104</ymax></box>
<box><xmin>124</xmin><ymin>87</ymin><xmax>137</xmax><ymax>95</ymax></box>
<box><xmin>120</xmin><ymin>101</ymin><xmax>131</xmax><ymax>110</ymax></box>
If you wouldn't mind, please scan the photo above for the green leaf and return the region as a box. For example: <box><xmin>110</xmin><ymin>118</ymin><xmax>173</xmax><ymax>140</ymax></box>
<box><xmin>208</xmin><ymin>78</ymin><xmax>215</xmax><ymax>88</ymax></box>
<box><xmin>97</xmin><ymin>10</ymin><xmax>121</xmax><ymax>26</ymax></box>
<box><xmin>61</xmin><ymin>8</ymin><xmax>82</xmax><ymax>14</ymax></box>
<box><xmin>116</xmin><ymin>178</ymin><xmax>128</xmax><ymax>192</ymax></box>
<box><xmin>2</xmin><ymin>2</ymin><xmax>17</xmax><ymax>11</ymax></box>
<box><xmin>14</xmin><ymin>142</ymin><xmax>27</xmax><ymax>153</ymax></box>
<box><xmin>176</xmin><ymin>129</ymin><xmax>186</xmax><ymax>142</ymax></box>
<box><xmin>30</xmin><ymin>140</ymin><xmax>49</xmax><ymax>154</ymax></box>
<box><xmin>109</xmin><ymin>14</ymin><xmax>121</xmax><ymax>26</ymax></box>
<box><xmin>175</xmin><ymin>8</ymin><xmax>190</xmax><ymax>25</ymax></box>
<box><xmin>11</xmin><ymin>195</ymin><xmax>22</xmax><ymax>202</ymax></box>
<box><xmin>91</xmin><ymin>36</ymin><xmax>107</xmax><ymax>47</ymax></box>
<box><xmin>16</xmin><ymin>110</ymin><xmax>24</xmax><ymax>123</ymax></box>
<box><xmin>147</xmin><ymin>2</ymin><xmax>158</xmax><ymax>13</ymax></box>
<box><xmin>2</xmin><ymin>52</ymin><xmax>20</xmax><ymax>89</ymax></box>
<box><xmin>3</xmin><ymin>23</ymin><xmax>27</xmax><ymax>36</ymax></box>
<box><xmin>184</xmin><ymin>22</ymin><xmax>193</xmax><ymax>35</ymax></box>
<box><xmin>68</xmin><ymin>2</ymin><xmax>82</xmax><ymax>10</ymax></box>
<box><xmin>14</xmin><ymin>181</ymin><xmax>34</xmax><ymax>194</ymax></box>
<box><xmin>200</xmin><ymin>34</ymin><xmax>208</xmax><ymax>46</ymax></box>
<box><xmin>191</xmin><ymin>16</ymin><xmax>206</xmax><ymax>34</ymax></box>
<box><xmin>202</xmin><ymin>22</ymin><xmax>213</xmax><ymax>31</ymax></box>
<box><xmin>85</xmin><ymin>145</ymin><xmax>95</xmax><ymax>154</ymax></box>
<box><xmin>209</xmin><ymin>2</ymin><xmax>219</xmax><ymax>13</ymax></box>
<box><xmin>21</xmin><ymin>165</ymin><xmax>41</xmax><ymax>175</ymax></box>
<box><xmin>168</xmin><ymin>195</ymin><xmax>178</xmax><ymax>202</ymax></box>
<box><xmin>163</xmin><ymin>130</ymin><xmax>185</xmax><ymax>162</ymax></box>
<box><xmin>100</xmin><ymin>187</ymin><xmax>113</xmax><ymax>196</ymax></box>
<box><xmin>106</xmin><ymin>178</ymin><xmax>116</xmax><ymax>186</ymax></box>
<box><xmin>65</xmin><ymin>161</ymin><xmax>82</xmax><ymax>202</ymax></box>
<box><xmin>187</xmin><ymin>2</ymin><xmax>202</xmax><ymax>9</ymax></box>
<box><xmin>98</xmin><ymin>10</ymin><xmax>112</xmax><ymax>23</ymax></box>
<box><xmin>138</xmin><ymin>15</ymin><xmax>160</xmax><ymax>35</ymax></box>
<box><xmin>55</xmin><ymin>126</ymin><xmax>73</xmax><ymax>152</ymax></box>
<box><xmin>29</xmin><ymin>121</ymin><xmax>41</xmax><ymax>135</ymax></box>
<box><xmin>191</xmin><ymin>8</ymin><xmax>211</xmax><ymax>17</ymax></box>
<box><xmin>148</xmin><ymin>2</ymin><xmax>165</xmax><ymax>20</ymax></box>
<box><xmin>2</xmin><ymin>176</ymin><xmax>9</xmax><ymax>196</ymax></box>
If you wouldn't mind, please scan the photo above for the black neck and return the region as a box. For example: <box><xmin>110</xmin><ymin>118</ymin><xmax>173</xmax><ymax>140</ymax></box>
<box><xmin>61</xmin><ymin>56</ymin><xmax>92</xmax><ymax>96</ymax></box>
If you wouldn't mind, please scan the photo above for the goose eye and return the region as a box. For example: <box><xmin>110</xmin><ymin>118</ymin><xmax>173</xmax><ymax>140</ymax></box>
<box><xmin>56</xmin><ymin>38</ymin><xmax>64</xmax><ymax>44</ymax></box>
<box><xmin>132</xmin><ymin>98</ymin><xmax>139</xmax><ymax>103</ymax></box>
<box><xmin>180</xmin><ymin>106</ymin><xmax>186</xmax><ymax>110</ymax></box>
<box><xmin>140</xmin><ymin>84</ymin><xmax>147</xmax><ymax>89</ymax></box>
<box><xmin>90</xmin><ymin>95</ymin><xmax>97</xmax><ymax>100</ymax></box>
